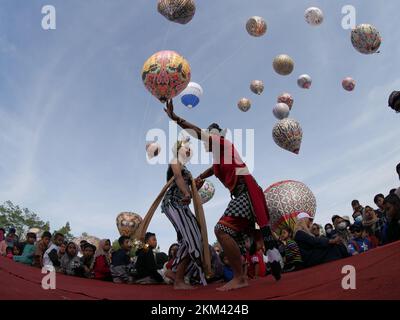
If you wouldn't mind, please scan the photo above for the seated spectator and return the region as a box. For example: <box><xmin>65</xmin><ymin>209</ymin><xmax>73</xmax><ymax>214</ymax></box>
<box><xmin>32</xmin><ymin>231</ymin><xmax>52</xmax><ymax>268</ymax></box>
<box><xmin>362</xmin><ymin>206</ymin><xmax>385</xmax><ymax>246</ymax></box>
<box><xmin>348</xmin><ymin>224</ymin><xmax>371</xmax><ymax>255</ymax></box>
<box><xmin>247</xmin><ymin>236</ymin><xmax>266</xmax><ymax>279</ymax></box>
<box><xmin>75</xmin><ymin>243</ymin><xmax>96</xmax><ymax>278</ymax></box>
<box><xmin>135</xmin><ymin>232</ymin><xmax>164</xmax><ymax>284</ymax></box>
<box><xmin>382</xmin><ymin>194</ymin><xmax>400</xmax><ymax>244</ymax></box>
<box><xmin>43</xmin><ymin>233</ymin><xmax>65</xmax><ymax>270</ymax></box>
<box><xmin>351</xmin><ymin>200</ymin><xmax>365</xmax><ymax>223</ymax></box>
<box><xmin>311</xmin><ymin>224</ymin><xmax>321</xmax><ymax>237</ymax></box>
<box><xmin>6</xmin><ymin>247</ymin><xmax>14</xmax><ymax>259</ymax></box>
<box><xmin>213</xmin><ymin>243</ymin><xmax>222</xmax><ymax>256</ymax></box>
<box><xmin>209</xmin><ymin>245</ymin><xmax>224</xmax><ymax>282</ymax></box>
<box><xmin>110</xmin><ymin>235</ymin><xmax>132</xmax><ymax>284</ymax></box>
<box><xmin>58</xmin><ymin>241</ymin><xmax>67</xmax><ymax>260</ymax></box>
<box><xmin>220</xmin><ymin>251</ymin><xmax>234</xmax><ymax>282</ymax></box>
<box><xmin>0</xmin><ymin>228</ymin><xmax>6</xmax><ymax>256</ymax></box>
<box><xmin>60</xmin><ymin>242</ymin><xmax>81</xmax><ymax>276</ymax></box>
<box><xmin>374</xmin><ymin>194</ymin><xmax>386</xmax><ymax>219</ymax></box>
<box><xmin>13</xmin><ymin>232</ymin><xmax>36</xmax><ymax>265</ymax></box>
<box><xmin>324</xmin><ymin>223</ymin><xmax>336</xmax><ymax>239</ymax></box>
<box><xmin>77</xmin><ymin>240</ymin><xmax>88</xmax><ymax>258</ymax></box>
<box><xmin>5</xmin><ymin>228</ymin><xmax>19</xmax><ymax>249</ymax></box>
<box><xmin>294</xmin><ymin>213</ymin><xmax>349</xmax><ymax>268</ymax></box>
<box><xmin>279</xmin><ymin>227</ymin><xmax>302</xmax><ymax>272</ymax></box>
<box><xmin>163</xmin><ymin>243</ymin><xmax>179</xmax><ymax>284</ymax></box>
<box><xmin>93</xmin><ymin>239</ymin><xmax>112</xmax><ymax>281</ymax></box>
<box><xmin>332</xmin><ymin>215</ymin><xmax>352</xmax><ymax>247</ymax></box>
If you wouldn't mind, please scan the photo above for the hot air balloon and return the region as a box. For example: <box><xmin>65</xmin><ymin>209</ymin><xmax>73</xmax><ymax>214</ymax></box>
<box><xmin>273</xmin><ymin>103</ymin><xmax>290</xmax><ymax>120</ymax></box>
<box><xmin>157</xmin><ymin>0</ymin><xmax>196</xmax><ymax>25</ymax></box>
<box><xmin>351</xmin><ymin>24</ymin><xmax>381</xmax><ymax>54</ymax></box>
<box><xmin>250</xmin><ymin>80</ymin><xmax>264</xmax><ymax>95</ymax></box>
<box><xmin>238</xmin><ymin>98</ymin><xmax>251</xmax><ymax>112</ymax></box>
<box><xmin>304</xmin><ymin>7</ymin><xmax>324</xmax><ymax>26</ymax></box>
<box><xmin>146</xmin><ymin>142</ymin><xmax>161</xmax><ymax>159</ymax></box>
<box><xmin>246</xmin><ymin>16</ymin><xmax>267</xmax><ymax>37</ymax></box>
<box><xmin>273</xmin><ymin>54</ymin><xmax>294</xmax><ymax>76</ymax></box>
<box><xmin>297</xmin><ymin>74</ymin><xmax>312</xmax><ymax>89</ymax></box>
<box><xmin>116</xmin><ymin>212</ymin><xmax>143</xmax><ymax>239</ymax></box>
<box><xmin>342</xmin><ymin>77</ymin><xmax>356</xmax><ymax>91</ymax></box>
<box><xmin>264</xmin><ymin>180</ymin><xmax>317</xmax><ymax>235</ymax></box>
<box><xmin>277</xmin><ymin>92</ymin><xmax>294</xmax><ymax>110</ymax></box>
<box><xmin>198</xmin><ymin>180</ymin><xmax>215</xmax><ymax>204</ymax></box>
<box><xmin>272</xmin><ymin>118</ymin><xmax>303</xmax><ymax>154</ymax></box>
<box><xmin>180</xmin><ymin>82</ymin><xmax>203</xmax><ymax>108</ymax></box>
<box><xmin>142</xmin><ymin>50</ymin><xmax>191</xmax><ymax>102</ymax></box>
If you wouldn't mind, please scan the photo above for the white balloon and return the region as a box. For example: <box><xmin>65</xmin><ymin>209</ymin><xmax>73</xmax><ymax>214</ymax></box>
<box><xmin>297</xmin><ymin>74</ymin><xmax>312</xmax><ymax>89</ymax></box>
<box><xmin>273</xmin><ymin>103</ymin><xmax>290</xmax><ymax>120</ymax></box>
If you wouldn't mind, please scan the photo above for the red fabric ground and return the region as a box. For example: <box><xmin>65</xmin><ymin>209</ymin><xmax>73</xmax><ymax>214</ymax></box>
<box><xmin>1</xmin><ymin>241</ymin><xmax>399</xmax><ymax>300</ymax></box>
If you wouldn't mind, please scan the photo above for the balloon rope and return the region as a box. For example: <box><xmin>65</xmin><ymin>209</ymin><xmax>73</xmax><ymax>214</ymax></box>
<box><xmin>200</xmin><ymin>40</ymin><xmax>248</xmax><ymax>84</ymax></box>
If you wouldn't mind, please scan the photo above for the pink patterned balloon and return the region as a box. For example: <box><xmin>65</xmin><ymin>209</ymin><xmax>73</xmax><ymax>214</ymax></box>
<box><xmin>142</xmin><ymin>50</ymin><xmax>191</xmax><ymax>102</ymax></box>
<box><xmin>351</xmin><ymin>24</ymin><xmax>381</xmax><ymax>55</ymax></box>
<box><xmin>277</xmin><ymin>93</ymin><xmax>294</xmax><ymax>110</ymax></box>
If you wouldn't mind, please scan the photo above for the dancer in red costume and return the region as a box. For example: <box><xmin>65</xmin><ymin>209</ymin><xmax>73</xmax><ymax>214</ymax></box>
<box><xmin>165</xmin><ymin>100</ymin><xmax>282</xmax><ymax>291</ymax></box>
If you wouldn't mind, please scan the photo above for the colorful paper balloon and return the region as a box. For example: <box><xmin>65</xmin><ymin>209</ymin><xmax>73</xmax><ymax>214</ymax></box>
<box><xmin>116</xmin><ymin>212</ymin><xmax>143</xmax><ymax>238</ymax></box>
<box><xmin>264</xmin><ymin>180</ymin><xmax>317</xmax><ymax>235</ymax></box>
<box><xmin>272</xmin><ymin>118</ymin><xmax>303</xmax><ymax>154</ymax></box>
<box><xmin>246</xmin><ymin>16</ymin><xmax>267</xmax><ymax>37</ymax></box>
<box><xmin>73</xmin><ymin>235</ymin><xmax>101</xmax><ymax>250</ymax></box>
<box><xmin>305</xmin><ymin>7</ymin><xmax>324</xmax><ymax>26</ymax></box>
<box><xmin>146</xmin><ymin>142</ymin><xmax>161</xmax><ymax>159</ymax></box>
<box><xmin>351</xmin><ymin>24</ymin><xmax>381</xmax><ymax>54</ymax></box>
<box><xmin>277</xmin><ymin>93</ymin><xmax>294</xmax><ymax>110</ymax></box>
<box><xmin>250</xmin><ymin>80</ymin><xmax>264</xmax><ymax>95</ymax></box>
<box><xmin>157</xmin><ymin>0</ymin><xmax>196</xmax><ymax>25</ymax></box>
<box><xmin>273</xmin><ymin>54</ymin><xmax>294</xmax><ymax>76</ymax></box>
<box><xmin>238</xmin><ymin>98</ymin><xmax>251</xmax><ymax>112</ymax></box>
<box><xmin>181</xmin><ymin>82</ymin><xmax>203</xmax><ymax>108</ymax></box>
<box><xmin>142</xmin><ymin>50</ymin><xmax>191</xmax><ymax>102</ymax></box>
<box><xmin>342</xmin><ymin>77</ymin><xmax>356</xmax><ymax>91</ymax></box>
<box><xmin>273</xmin><ymin>103</ymin><xmax>290</xmax><ymax>120</ymax></box>
<box><xmin>297</xmin><ymin>74</ymin><xmax>312</xmax><ymax>89</ymax></box>
<box><xmin>198</xmin><ymin>180</ymin><xmax>215</xmax><ymax>204</ymax></box>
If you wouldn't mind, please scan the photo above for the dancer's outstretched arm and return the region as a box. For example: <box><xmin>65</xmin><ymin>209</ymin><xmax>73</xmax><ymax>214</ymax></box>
<box><xmin>164</xmin><ymin>100</ymin><xmax>210</xmax><ymax>142</ymax></box>
<box><xmin>195</xmin><ymin>167</ymin><xmax>214</xmax><ymax>189</ymax></box>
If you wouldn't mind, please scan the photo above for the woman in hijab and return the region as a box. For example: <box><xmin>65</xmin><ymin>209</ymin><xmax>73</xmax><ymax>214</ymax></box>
<box><xmin>294</xmin><ymin>213</ymin><xmax>349</xmax><ymax>268</ymax></box>
<box><xmin>92</xmin><ymin>239</ymin><xmax>112</xmax><ymax>281</ymax></box>
<box><xmin>60</xmin><ymin>242</ymin><xmax>81</xmax><ymax>276</ymax></box>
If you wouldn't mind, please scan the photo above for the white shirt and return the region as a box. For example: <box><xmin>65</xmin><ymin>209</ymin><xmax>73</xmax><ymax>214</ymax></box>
<box><xmin>43</xmin><ymin>243</ymin><xmax>59</xmax><ymax>268</ymax></box>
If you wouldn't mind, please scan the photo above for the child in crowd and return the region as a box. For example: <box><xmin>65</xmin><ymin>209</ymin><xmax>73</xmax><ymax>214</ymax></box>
<box><xmin>13</xmin><ymin>232</ymin><xmax>36</xmax><ymax>265</ymax></box>
<box><xmin>43</xmin><ymin>233</ymin><xmax>65</xmax><ymax>270</ymax></box>
<box><xmin>75</xmin><ymin>243</ymin><xmax>96</xmax><ymax>278</ymax></box>
<box><xmin>60</xmin><ymin>242</ymin><xmax>81</xmax><ymax>276</ymax></box>
<box><xmin>220</xmin><ymin>251</ymin><xmax>234</xmax><ymax>282</ymax></box>
<box><xmin>5</xmin><ymin>228</ymin><xmax>19</xmax><ymax>249</ymax></box>
<box><xmin>78</xmin><ymin>240</ymin><xmax>88</xmax><ymax>258</ymax></box>
<box><xmin>163</xmin><ymin>243</ymin><xmax>178</xmax><ymax>284</ymax></box>
<box><xmin>348</xmin><ymin>224</ymin><xmax>371</xmax><ymax>255</ymax></box>
<box><xmin>6</xmin><ymin>247</ymin><xmax>14</xmax><ymax>259</ymax></box>
<box><xmin>279</xmin><ymin>227</ymin><xmax>303</xmax><ymax>272</ymax></box>
<box><xmin>111</xmin><ymin>235</ymin><xmax>133</xmax><ymax>284</ymax></box>
<box><xmin>0</xmin><ymin>228</ymin><xmax>6</xmax><ymax>256</ymax></box>
<box><xmin>135</xmin><ymin>232</ymin><xmax>164</xmax><ymax>284</ymax></box>
<box><xmin>32</xmin><ymin>231</ymin><xmax>52</xmax><ymax>268</ymax></box>
<box><xmin>247</xmin><ymin>236</ymin><xmax>266</xmax><ymax>279</ymax></box>
<box><xmin>93</xmin><ymin>239</ymin><xmax>112</xmax><ymax>281</ymax></box>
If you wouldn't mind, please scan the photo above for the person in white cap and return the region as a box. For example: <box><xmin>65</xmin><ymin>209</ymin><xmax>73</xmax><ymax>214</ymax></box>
<box><xmin>293</xmin><ymin>213</ymin><xmax>349</xmax><ymax>268</ymax></box>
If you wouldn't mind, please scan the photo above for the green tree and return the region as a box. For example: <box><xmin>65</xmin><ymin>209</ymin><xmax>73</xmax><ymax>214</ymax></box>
<box><xmin>0</xmin><ymin>201</ymin><xmax>49</xmax><ymax>238</ymax></box>
<box><xmin>54</xmin><ymin>222</ymin><xmax>74</xmax><ymax>241</ymax></box>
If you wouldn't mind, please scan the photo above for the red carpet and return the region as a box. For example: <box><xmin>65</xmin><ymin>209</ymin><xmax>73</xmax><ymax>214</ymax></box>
<box><xmin>1</xmin><ymin>241</ymin><xmax>400</xmax><ymax>300</ymax></box>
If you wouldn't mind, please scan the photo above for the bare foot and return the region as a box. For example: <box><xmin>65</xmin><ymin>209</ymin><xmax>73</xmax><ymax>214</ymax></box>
<box><xmin>216</xmin><ymin>277</ymin><xmax>248</xmax><ymax>292</ymax></box>
<box><xmin>174</xmin><ymin>282</ymin><xmax>196</xmax><ymax>290</ymax></box>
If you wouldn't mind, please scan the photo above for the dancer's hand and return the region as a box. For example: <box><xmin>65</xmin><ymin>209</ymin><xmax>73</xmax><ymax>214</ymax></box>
<box><xmin>195</xmin><ymin>177</ymin><xmax>205</xmax><ymax>190</ymax></box>
<box><xmin>164</xmin><ymin>99</ymin><xmax>179</xmax><ymax>121</ymax></box>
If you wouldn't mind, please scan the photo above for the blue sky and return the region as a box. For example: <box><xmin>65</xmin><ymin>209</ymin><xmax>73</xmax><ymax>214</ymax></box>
<box><xmin>0</xmin><ymin>0</ymin><xmax>399</xmax><ymax>251</ymax></box>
